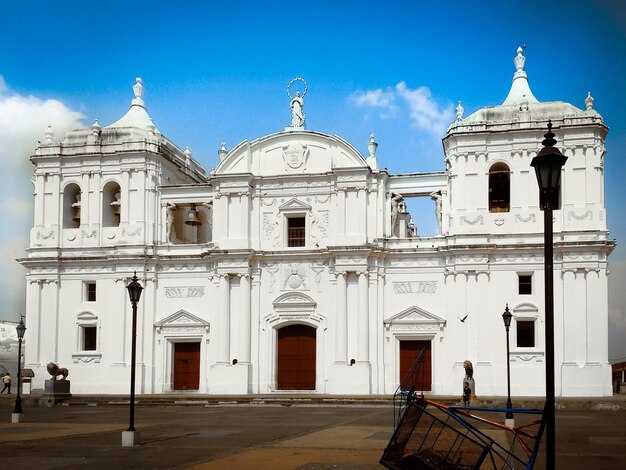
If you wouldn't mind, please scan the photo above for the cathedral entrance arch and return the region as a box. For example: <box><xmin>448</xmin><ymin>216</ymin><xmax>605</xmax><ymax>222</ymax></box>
<box><xmin>262</xmin><ymin>292</ymin><xmax>326</xmax><ymax>392</ymax></box>
<box><xmin>385</xmin><ymin>306</ymin><xmax>446</xmax><ymax>393</ymax></box>
<box><xmin>277</xmin><ymin>324</ymin><xmax>316</xmax><ymax>390</ymax></box>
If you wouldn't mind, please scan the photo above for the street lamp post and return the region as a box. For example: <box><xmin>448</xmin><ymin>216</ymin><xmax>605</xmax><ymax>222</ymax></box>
<box><xmin>122</xmin><ymin>272</ymin><xmax>143</xmax><ymax>447</ymax></box>
<box><xmin>531</xmin><ymin>120</ymin><xmax>567</xmax><ymax>469</ymax></box>
<box><xmin>502</xmin><ymin>304</ymin><xmax>514</xmax><ymax>426</ymax></box>
<box><xmin>11</xmin><ymin>317</ymin><xmax>26</xmax><ymax>423</ymax></box>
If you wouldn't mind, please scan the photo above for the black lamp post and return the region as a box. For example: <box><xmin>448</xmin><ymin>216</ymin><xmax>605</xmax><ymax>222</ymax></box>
<box><xmin>531</xmin><ymin>120</ymin><xmax>567</xmax><ymax>469</ymax></box>
<box><xmin>13</xmin><ymin>317</ymin><xmax>26</xmax><ymax>418</ymax></box>
<box><xmin>126</xmin><ymin>272</ymin><xmax>143</xmax><ymax>435</ymax></box>
<box><xmin>502</xmin><ymin>304</ymin><xmax>513</xmax><ymax>421</ymax></box>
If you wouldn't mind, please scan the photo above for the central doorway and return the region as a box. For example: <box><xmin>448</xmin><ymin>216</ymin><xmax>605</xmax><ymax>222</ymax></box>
<box><xmin>173</xmin><ymin>342</ymin><xmax>200</xmax><ymax>390</ymax></box>
<box><xmin>399</xmin><ymin>340</ymin><xmax>432</xmax><ymax>391</ymax></box>
<box><xmin>277</xmin><ymin>324</ymin><xmax>316</xmax><ymax>390</ymax></box>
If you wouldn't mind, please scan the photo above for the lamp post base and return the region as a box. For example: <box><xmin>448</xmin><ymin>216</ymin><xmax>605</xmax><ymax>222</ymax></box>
<box><xmin>505</xmin><ymin>417</ymin><xmax>515</xmax><ymax>428</ymax></box>
<box><xmin>121</xmin><ymin>430</ymin><xmax>141</xmax><ymax>447</ymax></box>
<box><xmin>11</xmin><ymin>413</ymin><xmax>22</xmax><ymax>423</ymax></box>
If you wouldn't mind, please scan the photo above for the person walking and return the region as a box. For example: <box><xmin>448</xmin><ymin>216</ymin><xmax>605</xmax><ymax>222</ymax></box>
<box><xmin>463</xmin><ymin>381</ymin><xmax>471</xmax><ymax>410</ymax></box>
<box><xmin>1</xmin><ymin>372</ymin><xmax>11</xmax><ymax>394</ymax></box>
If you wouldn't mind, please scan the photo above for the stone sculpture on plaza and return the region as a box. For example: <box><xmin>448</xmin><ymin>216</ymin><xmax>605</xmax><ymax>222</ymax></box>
<box><xmin>47</xmin><ymin>362</ymin><xmax>69</xmax><ymax>380</ymax></box>
<box><xmin>463</xmin><ymin>360</ymin><xmax>477</xmax><ymax>400</ymax></box>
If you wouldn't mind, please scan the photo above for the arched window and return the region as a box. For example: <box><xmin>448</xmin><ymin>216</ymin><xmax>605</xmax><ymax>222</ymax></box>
<box><xmin>102</xmin><ymin>181</ymin><xmax>121</xmax><ymax>227</ymax></box>
<box><xmin>63</xmin><ymin>183</ymin><xmax>82</xmax><ymax>228</ymax></box>
<box><xmin>489</xmin><ymin>163</ymin><xmax>510</xmax><ymax>213</ymax></box>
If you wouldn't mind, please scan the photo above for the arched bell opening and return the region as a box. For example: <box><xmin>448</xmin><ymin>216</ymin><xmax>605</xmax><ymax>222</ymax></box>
<box><xmin>63</xmin><ymin>183</ymin><xmax>82</xmax><ymax>228</ymax></box>
<box><xmin>102</xmin><ymin>181</ymin><xmax>121</xmax><ymax>227</ymax></box>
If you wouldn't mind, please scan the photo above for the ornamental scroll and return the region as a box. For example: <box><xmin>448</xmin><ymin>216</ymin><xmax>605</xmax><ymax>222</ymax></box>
<box><xmin>165</xmin><ymin>287</ymin><xmax>205</xmax><ymax>298</ymax></box>
<box><xmin>393</xmin><ymin>281</ymin><xmax>437</xmax><ymax>294</ymax></box>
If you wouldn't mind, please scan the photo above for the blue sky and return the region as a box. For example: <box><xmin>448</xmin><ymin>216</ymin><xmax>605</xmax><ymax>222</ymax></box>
<box><xmin>0</xmin><ymin>0</ymin><xmax>625</xmax><ymax>358</ymax></box>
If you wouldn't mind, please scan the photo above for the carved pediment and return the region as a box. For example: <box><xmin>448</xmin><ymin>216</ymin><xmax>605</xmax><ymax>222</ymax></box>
<box><xmin>278</xmin><ymin>198</ymin><xmax>312</xmax><ymax>212</ymax></box>
<box><xmin>273</xmin><ymin>292</ymin><xmax>316</xmax><ymax>311</ymax></box>
<box><xmin>155</xmin><ymin>309</ymin><xmax>209</xmax><ymax>333</ymax></box>
<box><xmin>384</xmin><ymin>306</ymin><xmax>446</xmax><ymax>331</ymax></box>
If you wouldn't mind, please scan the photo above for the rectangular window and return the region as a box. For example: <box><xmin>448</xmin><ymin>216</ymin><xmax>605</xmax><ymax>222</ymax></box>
<box><xmin>85</xmin><ymin>282</ymin><xmax>96</xmax><ymax>302</ymax></box>
<box><xmin>518</xmin><ymin>274</ymin><xmax>532</xmax><ymax>295</ymax></box>
<box><xmin>82</xmin><ymin>326</ymin><xmax>97</xmax><ymax>351</ymax></box>
<box><xmin>287</xmin><ymin>217</ymin><xmax>305</xmax><ymax>247</ymax></box>
<box><xmin>517</xmin><ymin>320</ymin><xmax>535</xmax><ymax>347</ymax></box>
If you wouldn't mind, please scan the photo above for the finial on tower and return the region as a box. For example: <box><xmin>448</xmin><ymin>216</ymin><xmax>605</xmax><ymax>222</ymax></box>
<box><xmin>44</xmin><ymin>125</ymin><xmax>54</xmax><ymax>143</ymax></box>
<box><xmin>218</xmin><ymin>140</ymin><xmax>228</xmax><ymax>160</ymax></box>
<box><xmin>91</xmin><ymin>119</ymin><xmax>101</xmax><ymax>136</ymax></box>
<box><xmin>585</xmin><ymin>92</ymin><xmax>594</xmax><ymax>111</ymax></box>
<box><xmin>368</xmin><ymin>132</ymin><xmax>378</xmax><ymax>157</ymax></box>
<box><xmin>132</xmin><ymin>77</ymin><xmax>145</xmax><ymax>106</ymax></box>
<box><xmin>184</xmin><ymin>146</ymin><xmax>192</xmax><ymax>158</ymax></box>
<box><xmin>514</xmin><ymin>46</ymin><xmax>526</xmax><ymax>72</ymax></box>
<box><xmin>455</xmin><ymin>101</ymin><xmax>464</xmax><ymax>121</ymax></box>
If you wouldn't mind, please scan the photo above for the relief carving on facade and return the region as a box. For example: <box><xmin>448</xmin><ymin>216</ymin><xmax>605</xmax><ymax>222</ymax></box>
<box><xmin>568</xmin><ymin>210</ymin><xmax>593</xmax><ymax>221</ymax></box>
<box><xmin>282</xmin><ymin>143</ymin><xmax>309</xmax><ymax>172</ymax></box>
<box><xmin>122</xmin><ymin>225</ymin><xmax>142</xmax><ymax>237</ymax></box>
<box><xmin>262</xmin><ymin>212</ymin><xmax>280</xmax><ymax>246</ymax></box>
<box><xmin>37</xmin><ymin>228</ymin><xmax>56</xmax><ymax>240</ymax></box>
<box><xmin>310</xmin><ymin>210</ymin><xmax>329</xmax><ymax>245</ymax></box>
<box><xmin>393</xmin><ymin>281</ymin><xmax>438</xmax><ymax>294</ymax></box>
<box><xmin>282</xmin><ymin>264</ymin><xmax>308</xmax><ymax>290</ymax></box>
<box><xmin>164</xmin><ymin>287</ymin><xmax>205</xmax><ymax>298</ymax></box>
<box><xmin>460</xmin><ymin>215</ymin><xmax>484</xmax><ymax>226</ymax></box>
<box><xmin>81</xmin><ymin>229</ymin><xmax>97</xmax><ymax>239</ymax></box>
<box><xmin>515</xmin><ymin>213</ymin><xmax>536</xmax><ymax>223</ymax></box>
<box><xmin>264</xmin><ymin>265</ymin><xmax>280</xmax><ymax>293</ymax></box>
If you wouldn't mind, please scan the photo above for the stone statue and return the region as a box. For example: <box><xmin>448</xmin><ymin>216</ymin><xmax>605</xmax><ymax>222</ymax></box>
<box><xmin>430</xmin><ymin>191</ymin><xmax>442</xmax><ymax>235</ymax></box>
<box><xmin>47</xmin><ymin>362</ymin><xmax>69</xmax><ymax>381</ymax></box>
<box><xmin>463</xmin><ymin>360</ymin><xmax>473</xmax><ymax>380</ymax></box>
<box><xmin>290</xmin><ymin>90</ymin><xmax>305</xmax><ymax>127</ymax></box>
<box><xmin>407</xmin><ymin>217</ymin><xmax>417</xmax><ymax>237</ymax></box>
<box><xmin>166</xmin><ymin>203</ymin><xmax>177</xmax><ymax>242</ymax></box>
<box><xmin>390</xmin><ymin>193</ymin><xmax>404</xmax><ymax>237</ymax></box>
<box><xmin>463</xmin><ymin>360</ymin><xmax>476</xmax><ymax>400</ymax></box>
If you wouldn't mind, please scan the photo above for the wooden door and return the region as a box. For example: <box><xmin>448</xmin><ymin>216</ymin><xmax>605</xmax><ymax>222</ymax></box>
<box><xmin>277</xmin><ymin>324</ymin><xmax>316</xmax><ymax>390</ymax></box>
<box><xmin>173</xmin><ymin>342</ymin><xmax>200</xmax><ymax>390</ymax></box>
<box><xmin>399</xmin><ymin>340</ymin><xmax>432</xmax><ymax>391</ymax></box>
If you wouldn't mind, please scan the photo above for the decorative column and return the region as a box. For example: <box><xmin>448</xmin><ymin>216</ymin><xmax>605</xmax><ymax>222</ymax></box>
<box><xmin>239</xmin><ymin>273</ymin><xmax>251</xmax><ymax>363</ymax></box>
<box><xmin>218</xmin><ymin>274</ymin><xmax>230</xmax><ymax>363</ymax></box>
<box><xmin>240</xmin><ymin>192</ymin><xmax>250</xmax><ymax>247</ymax></box>
<box><xmin>335</xmin><ymin>272</ymin><xmax>347</xmax><ymax>363</ymax></box>
<box><xmin>358</xmin><ymin>271</ymin><xmax>370</xmax><ymax>362</ymax></box>
<box><xmin>337</xmin><ymin>188</ymin><xmax>346</xmax><ymax>237</ymax></box>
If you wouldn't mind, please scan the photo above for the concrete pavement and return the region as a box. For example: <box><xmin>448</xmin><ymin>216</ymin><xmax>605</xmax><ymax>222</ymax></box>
<box><xmin>1</xmin><ymin>395</ymin><xmax>625</xmax><ymax>469</ymax></box>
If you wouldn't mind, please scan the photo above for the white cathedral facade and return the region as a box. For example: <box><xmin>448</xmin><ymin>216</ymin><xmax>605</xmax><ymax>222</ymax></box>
<box><xmin>21</xmin><ymin>48</ymin><xmax>614</xmax><ymax>396</ymax></box>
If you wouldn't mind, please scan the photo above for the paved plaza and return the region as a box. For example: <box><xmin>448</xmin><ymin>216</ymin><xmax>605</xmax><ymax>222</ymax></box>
<box><xmin>1</xmin><ymin>398</ymin><xmax>625</xmax><ymax>469</ymax></box>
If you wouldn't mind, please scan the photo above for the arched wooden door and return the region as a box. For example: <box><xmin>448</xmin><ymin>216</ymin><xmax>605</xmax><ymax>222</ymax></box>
<box><xmin>277</xmin><ymin>324</ymin><xmax>316</xmax><ymax>390</ymax></box>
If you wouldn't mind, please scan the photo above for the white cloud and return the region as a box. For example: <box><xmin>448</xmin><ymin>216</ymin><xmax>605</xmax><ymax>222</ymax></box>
<box><xmin>350</xmin><ymin>88</ymin><xmax>398</xmax><ymax>117</ymax></box>
<box><xmin>0</xmin><ymin>85</ymin><xmax>85</xmax><ymax>177</ymax></box>
<box><xmin>0</xmin><ymin>236</ymin><xmax>28</xmax><ymax>321</ymax></box>
<box><xmin>395</xmin><ymin>82</ymin><xmax>454</xmax><ymax>135</ymax></box>
<box><xmin>0</xmin><ymin>75</ymin><xmax>85</xmax><ymax>321</ymax></box>
<box><xmin>2</xmin><ymin>198</ymin><xmax>32</xmax><ymax>219</ymax></box>
<box><xmin>349</xmin><ymin>82</ymin><xmax>454</xmax><ymax>135</ymax></box>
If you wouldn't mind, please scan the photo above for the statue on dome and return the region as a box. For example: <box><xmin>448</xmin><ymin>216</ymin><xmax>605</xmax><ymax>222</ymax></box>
<box><xmin>287</xmin><ymin>78</ymin><xmax>307</xmax><ymax>128</ymax></box>
<box><xmin>290</xmin><ymin>91</ymin><xmax>305</xmax><ymax>127</ymax></box>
